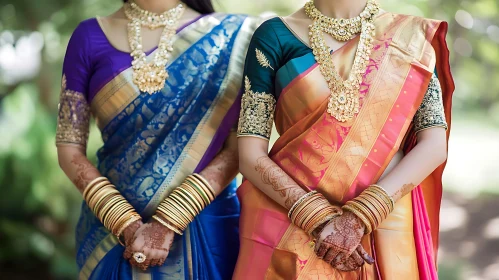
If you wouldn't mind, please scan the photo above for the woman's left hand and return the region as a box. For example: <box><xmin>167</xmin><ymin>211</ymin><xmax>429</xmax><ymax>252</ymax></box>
<box><xmin>123</xmin><ymin>220</ymin><xmax>175</xmax><ymax>270</ymax></box>
<box><xmin>314</xmin><ymin>211</ymin><xmax>374</xmax><ymax>271</ymax></box>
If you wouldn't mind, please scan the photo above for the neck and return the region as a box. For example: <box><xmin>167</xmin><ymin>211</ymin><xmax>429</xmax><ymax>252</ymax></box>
<box><xmin>132</xmin><ymin>0</ymin><xmax>180</xmax><ymax>13</ymax></box>
<box><xmin>313</xmin><ymin>0</ymin><xmax>368</xmax><ymax>18</ymax></box>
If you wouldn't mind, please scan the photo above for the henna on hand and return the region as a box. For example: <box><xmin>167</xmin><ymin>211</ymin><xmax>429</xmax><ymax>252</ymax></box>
<box><xmin>70</xmin><ymin>153</ymin><xmax>101</xmax><ymax>192</ymax></box>
<box><xmin>126</xmin><ymin>220</ymin><xmax>175</xmax><ymax>269</ymax></box>
<box><xmin>314</xmin><ymin>212</ymin><xmax>372</xmax><ymax>270</ymax></box>
<box><xmin>391</xmin><ymin>183</ymin><xmax>415</xmax><ymax>202</ymax></box>
<box><xmin>255</xmin><ymin>156</ymin><xmax>304</xmax><ymax>208</ymax></box>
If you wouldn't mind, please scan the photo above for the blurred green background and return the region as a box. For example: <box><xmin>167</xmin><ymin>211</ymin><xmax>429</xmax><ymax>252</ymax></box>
<box><xmin>1</xmin><ymin>0</ymin><xmax>498</xmax><ymax>279</ymax></box>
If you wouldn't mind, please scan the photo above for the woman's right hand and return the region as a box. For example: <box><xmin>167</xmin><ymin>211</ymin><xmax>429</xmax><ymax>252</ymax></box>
<box><xmin>314</xmin><ymin>211</ymin><xmax>374</xmax><ymax>271</ymax></box>
<box><xmin>123</xmin><ymin>220</ymin><xmax>175</xmax><ymax>270</ymax></box>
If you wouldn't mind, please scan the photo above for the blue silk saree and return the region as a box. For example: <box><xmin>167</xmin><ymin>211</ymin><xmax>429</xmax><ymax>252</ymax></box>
<box><xmin>61</xmin><ymin>13</ymin><xmax>258</xmax><ymax>280</ymax></box>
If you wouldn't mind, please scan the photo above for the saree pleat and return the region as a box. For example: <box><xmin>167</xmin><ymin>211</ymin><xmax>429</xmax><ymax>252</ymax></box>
<box><xmin>76</xmin><ymin>14</ymin><xmax>259</xmax><ymax>280</ymax></box>
<box><xmin>234</xmin><ymin>13</ymin><xmax>453</xmax><ymax>280</ymax></box>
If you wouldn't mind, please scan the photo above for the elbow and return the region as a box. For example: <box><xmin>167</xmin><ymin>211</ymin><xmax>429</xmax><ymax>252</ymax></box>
<box><xmin>238</xmin><ymin>152</ymin><xmax>251</xmax><ymax>178</ymax></box>
<box><xmin>437</xmin><ymin>148</ymin><xmax>448</xmax><ymax>165</ymax></box>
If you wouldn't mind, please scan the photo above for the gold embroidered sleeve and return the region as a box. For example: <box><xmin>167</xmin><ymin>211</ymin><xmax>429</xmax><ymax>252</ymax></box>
<box><xmin>56</xmin><ymin>75</ymin><xmax>90</xmax><ymax>148</ymax></box>
<box><xmin>237</xmin><ymin>76</ymin><xmax>276</xmax><ymax>140</ymax></box>
<box><xmin>413</xmin><ymin>73</ymin><xmax>448</xmax><ymax>133</ymax></box>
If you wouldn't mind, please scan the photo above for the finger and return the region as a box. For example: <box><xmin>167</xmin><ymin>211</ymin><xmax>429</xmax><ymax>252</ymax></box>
<box><xmin>315</xmin><ymin>243</ymin><xmax>329</xmax><ymax>259</ymax></box>
<box><xmin>323</xmin><ymin>248</ymin><xmax>338</xmax><ymax>263</ymax></box>
<box><xmin>158</xmin><ymin>258</ymin><xmax>166</xmax><ymax>267</ymax></box>
<box><xmin>149</xmin><ymin>258</ymin><xmax>160</xmax><ymax>267</ymax></box>
<box><xmin>350</xmin><ymin>251</ymin><xmax>365</xmax><ymax>267</ymax></box>
<box><xmin>356</xmin><ymin>245</ymin><xmax>375</xmax><ymax>264</ymax></box>
<box><xmin>123</xmin><ymin>246</ymin><xmax>133</xmax><ymax>260</ymax></box>
<box><xmin>331</xmin><ymin>252</ymin><xmax>347</xmax><ymax>268</ymax></box>
<box><xmin>338</xmin><ymin>257</ymin><xmax>361</xmax><ymax>272</ymax></box>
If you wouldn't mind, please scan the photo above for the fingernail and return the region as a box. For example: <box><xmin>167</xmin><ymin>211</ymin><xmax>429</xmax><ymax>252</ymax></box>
<box><xmin>368</xmin><ymin>256</ymin><xmax>375</xmax><ymax>264</ymax></box>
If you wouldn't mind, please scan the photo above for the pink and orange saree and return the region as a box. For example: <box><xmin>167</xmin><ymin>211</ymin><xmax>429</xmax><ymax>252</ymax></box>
<box><xmin>234</xmin><ymin>13</ymin><xmax>454</xmax><ymax>280</ymax></box>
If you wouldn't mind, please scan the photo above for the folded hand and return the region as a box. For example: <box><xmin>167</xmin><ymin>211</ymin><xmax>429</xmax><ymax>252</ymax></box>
<box><xmin>123</xmin><ymin>220</ymin><xmax>175</xmax><ymax>270</ymax></box>
<box><xmin>314</xmin><ymin>211</ymin><xmax>374</xmax><ymax>271</ymax></box>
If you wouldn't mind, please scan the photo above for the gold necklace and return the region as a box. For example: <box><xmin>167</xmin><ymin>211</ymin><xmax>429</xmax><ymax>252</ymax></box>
<box><xmin>124</xmin><ymin>1</ymin><xmax>185</xmax><ymax>94</ymax></box>
<box><xmin>305</xmin><ymin>1</ymin><xmax>379</xmax><ymax>122</ymax></box>
<box><xmin>304</xmin><ymin>0</ymin><xmax>379</xmax><ymax>42</ymax></box>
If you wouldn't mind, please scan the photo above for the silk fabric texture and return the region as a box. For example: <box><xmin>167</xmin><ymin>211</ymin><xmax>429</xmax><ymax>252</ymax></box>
<box><xmin>234</xmin><ymin>13</ymin><xmax>454</xmax><ymax>280</ymax></box>
<box><xmin>61</xmin><ymin>14</ymin><xmax>259</xmax><ymax>280</ymax></box>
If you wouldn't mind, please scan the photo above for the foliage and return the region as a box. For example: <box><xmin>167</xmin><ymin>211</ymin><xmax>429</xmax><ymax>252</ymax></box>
<box><xmin>0</xmin><ymin>0</ymin><xmax>498</xmax><ymax>279</ymax></box>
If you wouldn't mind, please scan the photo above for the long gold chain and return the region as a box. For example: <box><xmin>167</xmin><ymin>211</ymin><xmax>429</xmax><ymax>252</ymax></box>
<box><xmin>305</xmin><ymin>0</ymin><xmax>379</xmax><ymax>122</ymax></box>
<box><xmin>124</xmin><ymin>1</ymin><xmax>185</xmax><ymax>94</ymax></box>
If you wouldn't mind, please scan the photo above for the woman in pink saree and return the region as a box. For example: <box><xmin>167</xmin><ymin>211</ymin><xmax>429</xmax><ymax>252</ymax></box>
<box><xmin>234</xmin><ymin>0</ymin><xmax>453</xmax><ymax>279</ymax></box>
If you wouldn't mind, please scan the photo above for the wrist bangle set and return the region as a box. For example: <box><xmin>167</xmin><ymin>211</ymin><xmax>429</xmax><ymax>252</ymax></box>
<box><xmin>154</xmin><ymin>174</ymin><xmax>215</xmax><ymax>235</ymax></box>
<box><xmin>342</xmin><ymin>184</ymin><xmax>395</xmax><ymax>234</ymax></box>
<box><xmin>83</xmin><ymin>177</ymin><xmax>141</xmax><ymax>242</ymax></box>
<box><xmin>288</xmin><ymin>191</ymin><xmax>342</xmax><ymax>235</ymax></box>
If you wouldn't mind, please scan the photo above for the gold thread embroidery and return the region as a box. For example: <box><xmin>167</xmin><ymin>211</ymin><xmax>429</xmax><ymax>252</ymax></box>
<box><xmin>413</xmin><ymin>73</ymin><xmax>448</xmax><ymax>133</ymax></box>
<box><xmin>56</xmin><ymin>74</ymin><xmax>91</xmax><ymax>148</ymax></box>
<box><xmin>255</xmin><ymin>48</ymin><xmax>274</xmax><ymax>70</ymax></box>
<box><xmin>237</xmin><ymin>76</ymin><xmax>276</xmax><ymax>140</ymax></box>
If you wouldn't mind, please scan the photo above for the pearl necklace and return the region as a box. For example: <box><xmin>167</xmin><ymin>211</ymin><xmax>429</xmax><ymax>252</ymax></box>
<box><xmin>124</xmin><ymin>1</ymin><xmax>185</xmax><ymax>94</ymax></box>
<box><xmin>305</xmin><ymin>0</ymin><xmax>379</xmax><ymax>122</ymax></box>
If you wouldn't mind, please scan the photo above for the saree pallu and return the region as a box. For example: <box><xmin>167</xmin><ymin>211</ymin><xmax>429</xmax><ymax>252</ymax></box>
<box><xmin>234</xmin><ymin>13</ymin><xmax>454</xmax><ymax>280</ymax></box>
<box><xmin>75</xmin><ymin>14</ymin><xmax>258</xmax><ymax>280</ymax></box>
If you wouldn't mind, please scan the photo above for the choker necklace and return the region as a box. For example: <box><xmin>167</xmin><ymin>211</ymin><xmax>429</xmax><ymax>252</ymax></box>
<box><xmin>305</xmin><ymin>0</ymin><xmax>379</xmax><ymax>122</ymax></box>
<box><xmin>124</xmin><ymin>1</ymin><xmax>185</xmax><ymax>94</ymax></box>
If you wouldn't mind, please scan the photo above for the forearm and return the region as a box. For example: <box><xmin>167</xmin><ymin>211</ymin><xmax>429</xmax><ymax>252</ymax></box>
<box><xmin>377</xmin><ymin>130</ymin><xmax>447</xmax><ymax>202</ymax></box>
<box><xmin>198</xmin><ymin>147</ymin><xmax>239</xmax><ymax>196</ymax></box>
<box><xmin>239</xmin><ymin>151</ymin><xmax>307</xmax><ymax>209</ymax></box>
<box><xmin>57</xmin><ymin>145</ymin><xmax>102</xmax><ymax>193</ymax></box>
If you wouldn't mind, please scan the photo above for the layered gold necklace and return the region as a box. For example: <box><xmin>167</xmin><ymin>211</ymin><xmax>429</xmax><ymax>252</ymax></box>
<box><xmin>124</xmin><ymin>1</ymin><xmax>185</xmax><ymax>94</ymax></box>
<box><xmin>305</xmin><ymin>0</ymin><xmax>379</xmax><ymax>122</ymax></box>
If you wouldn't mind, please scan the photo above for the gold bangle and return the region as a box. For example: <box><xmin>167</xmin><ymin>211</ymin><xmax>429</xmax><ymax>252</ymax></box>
<box><xmin>291</xmin><ymin>193</ymin><xmax>320</xmax><ymax>224</ymax></box>
<box><xmin>85</xmin><ymin>180</ymin><xmax>111</xmax><ymax>203</ymax></box>
<box><xmin>288</xmin><ymin>191</ymin><xmax>317</xmax><ymax>218</ymax></box>
<box><xmin>175</xmin><ymin>187</ymin><xmax>201</xmax><ymax>216</ymax></box>
<box><xmin>83</xmin><ymin>177</ymin><xmax>108</xmax><ymax>199</ymax></box>
<box><xmin>364</xmin><ymin>189</ymin><xmax>390</xmax><ymax>217</ymax></box>
<box><xmin>343</xmin><ymin>204</ymin><xmax>373</xmax><ymax>234</ymax></box>
<box><xmin>89</xmin><ymin>186</ymin><xmax>117</xmax><ymax>212</ymax></box>
<box><xmin>153</xmin><ymin>215</ymin><xmax>183</xmax><ymax>235</ymax></box>
<box><xmin>116</xmin><ymin>214</ymin><xmax>141</xmax><ymax>238</ymax></box>
<box><xmin>352</xmin><ymin>198</ymin><xmax>379</xmax><ymax>229</ymax></box>
<box><xmin>362</xmin><ymin>192</ymin><xmax>388</xmax><ymax>220</ymax></box>
<box><xmin>170</xmin><ymin>192</ymin><xmax>196</xmax><ymax>221</ymax></box>
<box><xmin>296</xmin><ymin>197</ymin><xmax>324</xmax><ymax>228</ymax></box>
<box><xmin>181</xmin><ymin>183</ymin><xmax>204</xmax><ymax>212</ymax></box>
<box><xmin>160</xmin><ymin>200</ymin><xmax>189</xmax><ymax>230</ymax></box>
<box><xmin>192</xmin><ymin>174</ymin><xmax>215</xmax><ymax>200</ymax></box>
<box><xmin>185</xmin><ymin>176</ymin><xmax>210</xmax><ymax>205</ymax></box>
<box><xmin>369</xmin><ymin>185</ymin><xmax>395</xmax><ymax>210</ymax></box>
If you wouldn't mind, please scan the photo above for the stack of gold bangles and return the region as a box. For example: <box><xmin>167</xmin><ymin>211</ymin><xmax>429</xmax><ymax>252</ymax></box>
<box><xmin>83</xmin><ymin>177</ymin><xmax>141</xmax><ymax>242</ymax></box>
<box><xmin>342</xmin><ymin>184</ymin><xmax>395</xmax><ymax>234</ymax></box>
<box><xmin>288</xmin><ymin>191</ymin><xmax>343</xmax><ymax>235</ymax></box>
<box><xmin>153</xmin><ymin>174</ymin><xmax>215</xmax><ymax>235</ymax></box>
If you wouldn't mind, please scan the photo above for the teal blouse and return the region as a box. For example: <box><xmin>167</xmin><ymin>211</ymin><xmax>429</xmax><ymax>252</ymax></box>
<box><xmin>237</xmin><ymin>17</ymin><xmax>447</xmax><ymax>140</ymax></box>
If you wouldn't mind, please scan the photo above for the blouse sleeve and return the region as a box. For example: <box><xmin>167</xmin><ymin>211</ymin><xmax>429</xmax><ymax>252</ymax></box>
<box><xmin>413</xmin><ymin>73</ymin><xmax>448</xmax><ymax>133</ymax></box>
<box><xmin>237</xmin><ymin>21</ymin><xmax>280</xmax><ymax>140</ymax></box>
<box><xmin>56</xmin><ymin>22</ymin><xmax>92</xmax><ymax>149</ymax></box>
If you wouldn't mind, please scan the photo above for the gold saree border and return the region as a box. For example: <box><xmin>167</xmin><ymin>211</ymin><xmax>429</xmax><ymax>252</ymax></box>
<box><xmin>79</xmin><ymin>235</ymin><xmax>118</xmax><ymax>280</ymax></box>
<box><xmin>90</xmin><ymin>14</ymin><xmax>230</xmax><ymax>130</ymax></box>
<box><xmin>141</xmin><ymin>16</ymin><xmax>259</xmax><ymax>216</ymax></box>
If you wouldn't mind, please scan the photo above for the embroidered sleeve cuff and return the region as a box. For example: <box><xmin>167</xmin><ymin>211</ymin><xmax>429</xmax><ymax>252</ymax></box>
<box><xmin>237</xmin><ymin>76</ymin><xmax>276</xmax><ymax>140</ymax></box>
<box><xmin>55</xmin><ymin>75</ymin><xmax>90</xmax><ymax>148</ymax></box>
<box><xmin>413</xmin><ymin>74</ymin><xmax>447</xmax><ymax>133</ymax></box>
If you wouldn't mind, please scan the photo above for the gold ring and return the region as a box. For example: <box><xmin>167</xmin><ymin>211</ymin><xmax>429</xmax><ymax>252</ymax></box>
<box><xmin>133</xmin><ymin>252</ymin><xmax>146</xmax><ymax>263</ymax></box>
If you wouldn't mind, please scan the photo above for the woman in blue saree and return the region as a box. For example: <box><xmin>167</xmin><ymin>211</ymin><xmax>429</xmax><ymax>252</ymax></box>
<box><xmin>55</xmin><ymin>0</ymin><xmax>258</xmax><ymax>279</ymax></box>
